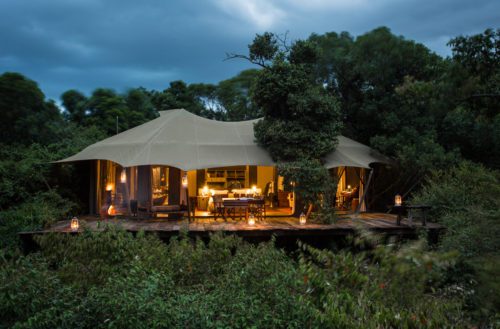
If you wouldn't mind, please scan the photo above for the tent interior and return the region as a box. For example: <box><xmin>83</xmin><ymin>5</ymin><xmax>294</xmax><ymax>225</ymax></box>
<box><xmin>95</xmin><ymin>160</ymin><xmax>368</xmax><ymax>217</ymax></box>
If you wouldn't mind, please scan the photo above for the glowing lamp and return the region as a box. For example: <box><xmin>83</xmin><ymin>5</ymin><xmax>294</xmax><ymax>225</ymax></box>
<box><xmin>70</xmin><ymin>217</ymin><xmax>79</xmax><ymax>231</ymax></box>
<box><xmin>248</xmin><ymin>213</ymin><xmax>255</xmax><ymax>226</ymax></box>
<box><xmin>202</xmin><ymin>185</ymin><xmax>209</xmax><ymax>197</ymax></box>
<box><xmin>394</xmin><ymin>194</ymin><xmax>402</xmax><ymax>206</ymax></box>
<box><xmin>120</xmin><ymin>168</ymin><xmax>126</xmax><ymax>183</ymax></box>
<box><xmin>299</xmin><ymin>212</ymin><xmax>306</xmax><ymax>225</ymax></box>
<box><xmin>246</xmin><ymin>189</ymin><xmax>251</xmax><ymax>196</ymax></box>
<box><xmin>182</xmin><ymin>173</ymin><xmax>188</xmax><ymax>188</ymax></box>
<box><xmin>107</xmin><ymin>205</ymin><xmax>116</xmax><ymax>216</ymax></box>
<box><xmin>347</xmin><ymin>185</ymin><xmax>351</xmax><ymax>191</ymax></box>
<box><xmin>210</xmin><ymin>189</ymin><xmax>215</xmax><ymax>196</ymax></box>
<box><xmin>120</xmin><ymin>168</ymin><xmax>127</xmax><ymax>183</ymax></box>
<box><xmin>106</xmin><ymin>183</ymin><xmax>113</xmax><ymax>191</ymax></box>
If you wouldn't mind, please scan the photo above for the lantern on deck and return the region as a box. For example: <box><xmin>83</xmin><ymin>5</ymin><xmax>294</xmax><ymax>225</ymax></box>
<box><xmin>182</xmin><ymin>173</ymin><xmax>188</xmax><ymax>188</ymax></box>
<box><xmin>107</xmin><ymin>205</ymin><xmax>116</xmax><ymax>216</ymax></box>
<box><xmin>70</xmin><ymin>217</ymin><xmax>79</xmax><ymax>231</ymax></box>
<box><xmin>120</xmin><ymin>168</ymin><xmax>127</xmax><ymax>183</ymax></box>
<box><xmin>248</xmin><ymin>213</ymin><xmax>255</xmax><ymax>225</ymax></box>
<box><xmin>299</xmin><ymin>212</ymin><xmax>306</xmax><ymax>225</ymax></box>
<box><xmin>394</xmin><ymin>194</ymin><xmax>402</xmax><ymax>206</ymax></box>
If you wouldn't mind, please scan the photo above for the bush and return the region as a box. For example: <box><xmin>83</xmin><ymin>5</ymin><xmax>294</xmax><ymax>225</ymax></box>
<box><xmin>0</xmin><ymin>229</ymin><xmax>471</xmax><ymax>328</ymax></box>
<box><xmin>0</xmin><ymin>191</ymin><xmax>74</xmax><ymax>251</ymax></box>
<box><xmin>412</xmin><ymin>161</ymin><xmax>500</xmax><ymax>324</ymax></box>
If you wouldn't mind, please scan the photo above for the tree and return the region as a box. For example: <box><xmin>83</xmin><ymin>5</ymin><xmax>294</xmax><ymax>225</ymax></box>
<box><xmin>61</xmin><ymin>89</ymin><xmax>87</xmax><ymax>124</ymax></box>
<box><xmin>216</xmin><ymin>69</ymin><xmax>261</xmax><ymax>121</ymax></box>
<box><xmin>150</xmin><ymin>80</ymin><xmax>209</xmax><ymax>116</ymax></box>
<box><xmin>442</xmin><ymin>29</ymin><xmax>500</xmax><ymax>167</ymax></box>
<box><xmin>61</xmin><ymin>88</ymin><xmax>159</xmax><ymax>136</ymax></box>
<box><xmin>242</xmin><ymin>33</ymin><xmax>343</xmax><ymax>217</ymax></box>
<box><xmin>0</xmin><ymin>72</ymin><xmax>63</xmax><ymax>145</ymax></box>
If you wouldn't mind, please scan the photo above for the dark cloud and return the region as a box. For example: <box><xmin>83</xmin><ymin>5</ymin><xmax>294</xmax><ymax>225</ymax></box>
<box><xmin>0</xmin><ymin>0</ymin><xmax>498</xmax><ymax>100</ymax></box>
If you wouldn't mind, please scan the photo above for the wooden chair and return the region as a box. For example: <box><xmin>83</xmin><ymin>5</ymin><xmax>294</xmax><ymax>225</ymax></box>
<box><xmin>249</xmin><ymin>198</ymin><xmax>266</xmax><ymax>221</ymax></box>
<box><xmin>212</xmin><ymin>195</ymin><xmax>225</xmax><ymax>221</ymax></box>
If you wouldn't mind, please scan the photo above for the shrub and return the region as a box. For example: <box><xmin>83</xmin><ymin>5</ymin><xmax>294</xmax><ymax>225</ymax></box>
<box><xmin>0</xmin><ymin>229</ymin><xmax>472</xmax><ymax>328</ymax></box>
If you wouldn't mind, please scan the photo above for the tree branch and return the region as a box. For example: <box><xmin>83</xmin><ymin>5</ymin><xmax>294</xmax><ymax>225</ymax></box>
<box><xmin>224</xmin><ymin>53</ymin><xmax>268</xmax><ymax>68</ymax></box>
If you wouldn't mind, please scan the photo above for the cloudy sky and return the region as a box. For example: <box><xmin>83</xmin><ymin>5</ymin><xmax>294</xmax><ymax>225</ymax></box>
<box><xmin>0</xmin><ymin>0</ymin><xmax>498</xmax><ymax>101</ymax></box>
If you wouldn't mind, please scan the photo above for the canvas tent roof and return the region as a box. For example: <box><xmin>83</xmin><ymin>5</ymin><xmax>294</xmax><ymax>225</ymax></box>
<box><xmin>57</xmin><ymin>109</ymin><xmax>389</xmax><ymax>170</ymax></box>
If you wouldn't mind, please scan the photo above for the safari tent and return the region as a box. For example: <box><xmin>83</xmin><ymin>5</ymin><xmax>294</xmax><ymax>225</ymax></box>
<box><xmin>57</xmin><ymin>109</ymin><xmax>389</xmax><ymax>217</ymax></box>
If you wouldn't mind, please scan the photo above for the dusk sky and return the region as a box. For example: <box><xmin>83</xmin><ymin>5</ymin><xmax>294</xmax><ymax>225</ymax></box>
<box><xmin>1</xmin><ymin>0</ymin><xmax>498</xmax><ymax>101</ymax></box>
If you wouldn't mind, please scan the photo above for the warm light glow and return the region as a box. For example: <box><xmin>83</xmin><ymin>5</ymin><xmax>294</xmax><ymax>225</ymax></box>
<box><xmin>395</xmin><ymin>194</ymin><xmax>402</xmax><ymax>206</ymax></box>
<box><xmin>347</xmin><ymin>184</ymin><xmax>351</xmax><ymax>190</ymax></box>
<box><xmin>202</xmin><ymin>185</ymin><xmax>209</xmax><ymax>197</ymax></box>
<box><xmin>70</xmin><ymin>217</ymin><xmax>79</xmax><ymax>231</ymax></box>
<box><xmin>107</xmin><ymin>205</ymin><xmax>116</xmax><ymax>216</ymax></box>
<box><xmin>120</xmin><ymin>168</ymin><xmax>126</xmax><ymax>183</ymax></box>
<box><xmin>246</xmin><ymin>189</ymin><xmax>251</xmax><ymax>196</ymax></box>
<box><xmin>106</xmin><ymin>183</ymin><xmax>114</xmax><ymax>191</ymax></box>
<box><xmin>248</xmin><ymin>213</ymin><xmax>255</xmax><ymax>225</ymax></box>
<box><xmin>181</xmin><ymin>173</ymin><xmax>188</xmax><ymax>188</ymax></box>
<box><xmin>299</xmin><ymin>212</ymin><xmax>306</xmax><ymax>225</ymax></box>
<box><xmin>210</xmin><ymin>189</ymin><xmax>215</xmax><ymax>196</ymax></box>
<box><xmin>252</xmin><ymin>185</ymin><xmax>257</xmax><ymax>192</ymax></box>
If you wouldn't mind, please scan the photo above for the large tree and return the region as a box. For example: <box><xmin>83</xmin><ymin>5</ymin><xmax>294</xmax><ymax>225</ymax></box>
<box><xmin>0</xmin><ymin>72</ymin><xmax>63</xmax><ymax>145</ymax></box>
<box><xmin>238</xmin><ymin>33</ymin><xmax>343</xmax><ymax>217</ymax></box>
<box><xmin>61</xmin><ymin>87</ymin><xmax>158</xmax><ymax>136</ymax></box>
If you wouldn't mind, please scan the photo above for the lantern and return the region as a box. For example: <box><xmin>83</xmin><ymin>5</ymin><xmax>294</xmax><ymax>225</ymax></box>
<box><xmin>70</xmin><ymin>217</ymin><xmax>79</xmax><ymax>231</ymax></box>
<box><xmin>182</xmin><ymin>172</ymin><xmax>188</xmax><ymax>188</ymax></box>
<box><xmin>107</xmin><ymin>205</ymin><xmax>116</xmax><ymax>216</ymax></box>
<box><xmin>248</xmin><ymin>213</ymin><xmax>255</xmax><ymax>225</ymax></box>
<box><xmin>106</xmin><ymin>183</ymin><xmax>113</xmax><ymax>191</ymax></box>
<box><xmin>252</xmin><ymin>185</ymin><xmax>257</xmax><ymax>195</ymax></box>
<box><xmin>395</xmin><ymin>194</ymin><xmax>402</xmax><ymax>206</ymax></box>
<box><xmin>202</xmin><ymin>185</ymin><xmax>209</xmax><ymax>197</ymax></box>
<box><xmin>299</xmin><ymin>212</ymin><xmax>306</xmax><ymax>225</ymax></box>
<box><xmin>120</xmin><ymin>168</ymin><xmax>126</xmax><ymax>183</ymax></box>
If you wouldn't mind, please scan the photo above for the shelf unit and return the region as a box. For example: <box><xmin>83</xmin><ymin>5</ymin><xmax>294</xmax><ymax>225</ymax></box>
<box><xmin>206</xmin><ymin>166</ymin><xmax>247</xmax><ymax>189</ymax></box>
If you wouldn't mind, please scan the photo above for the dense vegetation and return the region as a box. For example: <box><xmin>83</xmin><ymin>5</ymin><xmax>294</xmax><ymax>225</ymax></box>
<box><xmin>1</xmin><ymin>230</ymin><xmax>468</xmax><ymax>328</ymax></box>
<box><xmin>0</xmin><ymin>27</ymin><xmax>499</xmax><ymax>327</ymax></box>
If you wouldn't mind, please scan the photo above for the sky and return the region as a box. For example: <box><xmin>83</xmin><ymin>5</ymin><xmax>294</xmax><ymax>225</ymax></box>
<box><xmin>0</xmin><ymin>0</ymin><xmax>498</xmax><ymax>101</ymax></box>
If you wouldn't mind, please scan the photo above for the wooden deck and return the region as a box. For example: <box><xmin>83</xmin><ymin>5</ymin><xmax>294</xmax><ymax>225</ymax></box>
<box><xmin>20</xmin><ymin>212</ymin><xmax>443</xmax><ymax>239</ymax></box>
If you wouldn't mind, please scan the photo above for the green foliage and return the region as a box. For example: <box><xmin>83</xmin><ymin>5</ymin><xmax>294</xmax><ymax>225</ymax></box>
<box><xmin>62</xmin><ymin>87</ymin><xmax>158</xmax><ymax>136</ymax></box>
<box><xmin>216</xmin><ymin>69</ymin><xmax>261</xmax><ymax>120</ymax></box>
<box><xmin>247</xmin><ymin>33</ymin><xmax>342</xmax><ymax>212</ymax></box>
<box><xmin>412</xmin><ymin>161</ymin><xmax>500</xmax><ymax>257</ymax></box>
<box><xmin>448</xmin><ymin>28</ymin><xmax>499</xmax><ymax>83</ymax></box>
<box><xmin>299</xmin><ymin>239</ymin><xmax>465</xmax><ymax>328</ymax></box>
<box><xmin>278</xmin><ymin>159</ymin><xmax>337</xmax><ymax>222</ymax></box>
<box><xmin>150</xmin><ymin>80</ymin><xmax>209</xmax><ymax>116</ymax></box>
<box><xmin>0</xmin><ymin>72</ymin><xmax>63</xmax><ymax>145</ymax></box>
<box><xmin>0</xmin><ymin>191</ymin><xmax>74</xmax><ymax>250</ymax></box>
<box><xmin>412</xmin><ymin>162</ymin><xmax>500</xmax><ymax>323</ymax></box>
<box><xmin>0</xmin><ymin>230</ymin><xmax>471</xmax><ymax>328</ymax></box>
<box><xmin>248</xmin><ymin>32</ymin><xmax>279</xmax><ymax>65</ymax></box>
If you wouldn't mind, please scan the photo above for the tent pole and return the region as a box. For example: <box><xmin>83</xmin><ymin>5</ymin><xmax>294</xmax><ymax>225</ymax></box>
<box><xmin>355</xmin><ymin>168</ymin><xmax>374</xmax><ymax>215</ymax></box>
